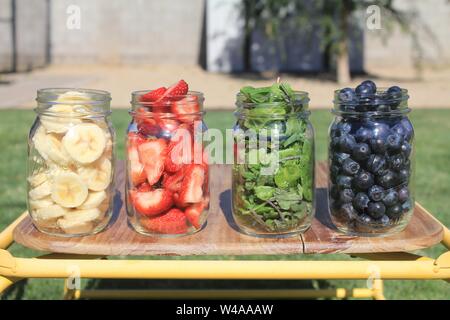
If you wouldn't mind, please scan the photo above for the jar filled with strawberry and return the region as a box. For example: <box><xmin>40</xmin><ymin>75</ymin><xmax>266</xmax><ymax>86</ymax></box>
<box><xmin>27</xmin><ymin>88</ymin><xmax>115</xmax><ymax>236</ymax></box>
<box><xmin>127</xmin><ymin>80</ymin><xmax>209</xmax><ymax>237</ymax></box>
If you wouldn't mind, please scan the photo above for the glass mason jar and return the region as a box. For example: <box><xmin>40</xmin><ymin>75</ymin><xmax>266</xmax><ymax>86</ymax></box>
<box><xmin>27</xmin><ymin>88</ymin><xmax>115</xmax><ymax>236</ymax></box>
<box><xmin>126</xmin><ymin>91</ymin><xmax>209</xmax><ymax>237</ymax></box>
<box><xmin>232</xmin><ymin>91</ymin><xmax>315</xmax><ymax>237</ymax></box>
<box><xmin>328</xmin><ymin>88</ymin><xmax>414</xmax><ymax>236</ymax></box>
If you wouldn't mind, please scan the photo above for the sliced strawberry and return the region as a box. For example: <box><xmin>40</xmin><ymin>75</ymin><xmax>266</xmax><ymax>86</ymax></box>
<box><xmin>165</xmin><ymin>129</ymin><xmax>192</xmax><ymax>173</ymax></box>
<box><xmin>155</xmin><ymin>116</ymin><xmax>179</xmax><ymax>134</ymax></box>
<box><xmin>159</xmin><ymin>80</ymin><xmax>189</xmax><ymax>100</ymax></box>
<box><xmin>173</xmin><ymin>192</ymin><xmax>188</xmax><ymax>209</ymax></box>
<box><xmin>162</xmin><ymin>169</ymin><xmax>185</xmax><ymax>192</ymax></box>
<box><xmin>141</xmin><ymin>208</ymin><xmax>187</xmax><ymax>234</ymax></box>
<box><xmin>137</xmin><ymin>139</ymin><xmax>167</xmax><ymax>185</ymax></box>
<box><xmin>137</xmin><ymin>182</ymin><xmax>152</xmax><ymax>192</ymax></box>
<box><xmin>135</xmin><ymin>108</ymin><xmax>159</xmax><ymax>137</ymax></box>
<box><xmin>140</xmin><ymin>87</ymin><xmax>167</xmax><ymax>102</ymax></box>
<box><xmin>127</xmin><ymin>133</ymin><xmax>147</xmax><ymax>186</ymax></box>
<box><xmin>171</xmin><ymin>96</ymin><xmax>200</xmax><ymax>122</ymax></box>
<box><xmin>130</xmin><ymin>189</ymin><xmax>173</xmax><ymax>216</ymax></box>
<box><xmin>184</xmin><ymin>197</ymin><xmax>209</xmax><ymax>229</ymax></box>
<box><xmin>178</xmin><ymin>164</ymin><xmax>205</xmax><ymax>204</ymax></box>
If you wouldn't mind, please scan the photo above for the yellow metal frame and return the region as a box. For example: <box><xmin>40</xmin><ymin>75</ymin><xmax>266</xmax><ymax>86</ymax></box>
<box><xmin>1</xmin><ymin>211</ymin><xmax>449</xmax><ymax>300</ymax></box>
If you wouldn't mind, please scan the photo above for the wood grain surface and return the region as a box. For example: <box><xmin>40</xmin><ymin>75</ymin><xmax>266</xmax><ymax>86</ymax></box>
<box><xmin>13</xmin><ymin>162</ymin><xmax>444</xmax><ymax>256</ymax></box>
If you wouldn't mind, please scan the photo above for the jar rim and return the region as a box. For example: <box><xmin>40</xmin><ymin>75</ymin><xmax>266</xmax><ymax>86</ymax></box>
<box><xmin>36</xmin><ymin>88</ymin><xmax>111</xmax><ymax>104</ymax></box>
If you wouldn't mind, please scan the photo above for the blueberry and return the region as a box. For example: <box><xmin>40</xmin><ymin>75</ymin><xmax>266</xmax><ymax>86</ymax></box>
<box><xmin>367</xmin><ymin>202</ymin><xmax>386</xmax><ymax>219</ymax></box>
<box><xmin>340</xmin><ymin>203</ymin><xmax>357</xmax><ymax>220</ymax></box>
<box><xmin>382</xmin><ymin>190</ymin><xmax>399</xmax><ymax>207</ymax></box>
<box><xmin>359</xmin><ymin>213</ymin><xmax>373</xmax><ymax>224</ymax></box>
<box><xmin>353</xmin><ymin>170</ymin><xmax>374</xmax><ymax>190</ymax></box>
<box><xmin>375</xmin><ymin>100</ymin><xmax>391</xmax><ymax>113</ymax></box>
<box><xmin>330</xmin><ymin>136</ymin><xmax>340</xmax><ymax>150</ymax></box>
<box><xmin>397</xmin><ymin>169</ymin><xmax>410</xmax><ymax>183</ymax></box>
<box><xmin>380</xmin><ymin>215</ymin><xmax>390</xmax><ymax>226</ymax></box>
<box><xmin>356</xmin><ymin>82</ymin><xmax>375</xmax><ymax>96</ymax></box>
<box><xmin>360</xmin><ymin>80</ymin><xmax>377</xmax><ymax>93</ymax></box>
<box><xmin>340</xmin><ymin>189</ymin><xmax>355</xmax><ymax>204</ymax></box>
<box><xmin>352</xmin><ymin>143</ymin><xmax>371</xmax><ymax>161</ymax></box>
<box><xmin>338</xmin><ymin>134</ymin><xmax>356</xmax><ymax>153</ymax></box>
<box><xmin>368</xmin><ymin>185</ymin><xmax>385</xmax><ymax>202</ymax></box>
<box><xmin>386</xmin><ymin>133</ymin><xmax>403</xmax><ymax>153</ymax></box>
<box><xmin>336</xmin><ymin>175</ymin><xmax>353</xmax><ymax>189</ymax></box>
<box><xmin>330</xmin><ymin>165</ymin><xmax>340</xmax><ymax>183</ymax></box>
<box><xmin>386</xmin><ymin>204</ymin><xmax>402</xmax><ymax>219</ymax></box>
<box><xmin>355</xmin><ymin>127</ymin><xmax>372</xmax><ymax>143</ymax></box>
<box><xmin>387</xmin><ymin>86</ymin><xmax>402</xmax><ymax>109</ymax></box>
<box><xmin>353</xmin><ymin>192</ymin><xmax>370</xmax><ymax>212</ymax></box>
<box><xmin>402</xmin><ymin>200</ymin><xmax>413</xmax><ymax>213</ymax></box>
<box><xmin>369</xmin><ymin>138</ymin><xmax>387</xmax><ymax>154</ymax></box>
<box><xmin>398</xmin><ymin>187</ymin><xmax>409</xmax><ymax>203</ymax></box>
<box><xmin>389</xmin><ymin>154</ymin><xmax>405</xmax><ymax>170</ymax></box>
<box><xmin>342</xmin><ymin>158</ymin><xmax>360</xmax><ymax>176</ymax></box>
<box><xmin>400</xmin><ymin>118</ymin><xmax>414</xmax><ymax>141</ymax></box>
<box><xmin>370</xmin><ymin>123</ymin><xmax>391</xmax><ymax>140</ymax></box>
<box><xmin>376</xmin><ymin>170</ymin><xmax>397</xmax><ymax>188</ymax></box>
<box><xmin>401</xmin><ymin>142</ymin><xmax>412</xmax><ymax>157</ymax></box>
<box><xmin>366</xmin><ymin>154</ymin><xmax>387</xmax><ymax>175</ymax></box>
<box><xmin>339</xmin><ymin>87</ymin><xmax>356</xmax><ymax>103</ymax></box>
<box><xmin>333</xmin><ymin>152</ymin><xmax>351</xmax><ymax>165</ymax></box>
<box><xmin>336</xmin><ymin>122</ymin><xmax>352</xmax><ymax>136</ymax></box>
<box><xmin>391</xmin><ymin>123</ymin><xmax>406</xmax><ymax>138</ymax></box>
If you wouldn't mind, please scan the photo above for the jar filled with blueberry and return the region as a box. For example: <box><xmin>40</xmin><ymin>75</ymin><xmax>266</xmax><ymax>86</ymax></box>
<box><xmin>328</xmin><ymin>80</ymin><xmax>414</xmax><ymax>236</ymax></box>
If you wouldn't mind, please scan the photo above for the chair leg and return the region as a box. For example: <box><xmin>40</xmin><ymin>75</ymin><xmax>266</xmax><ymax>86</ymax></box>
<box><xmin>371</xmin><ymin>279</ymin><xmax>386</xmax><ymax>300</ymax></box>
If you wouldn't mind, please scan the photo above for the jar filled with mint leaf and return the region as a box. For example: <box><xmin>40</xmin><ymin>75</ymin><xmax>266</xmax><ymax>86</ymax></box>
<box><xmin>232</xmin><ymin>82</ymin><xmax>315</xmax><ymax>237</ymax></box>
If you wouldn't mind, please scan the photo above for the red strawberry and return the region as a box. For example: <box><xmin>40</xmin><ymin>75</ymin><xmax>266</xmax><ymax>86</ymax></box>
<box><xmin>173</xmin><ymin>192</ymin><xmax>188</xmax><ymax>209</ymax></box>
<box><xmin>128</xmin><ymin>133</ymin><xmax>147</xmax><ymax>186</ymax></box>
<box><xmin>130</xmin><ymin>189</ymin><xmax>173</xmax><ymax>216</ymax></box>
<box><xmin>137</xmin><ymin>182</ymin><xmax>152</xmax><ymax>192</ymax></box>
<box><xmin>141</xmin><ymin>208</ymin><xmax>187</xmax><ymax>234</ymax></box>
<box><xmin>185</xmin><ymin>196</ymin><xmax>209</xmax><ymax>229</ymax></box>
<box><xmin>135</xmin><ymin>108</ymin><xmax>159</xmax><ymax>136</ymax></box>
<box><xmin>162</xmin><ymin>169</ymin><xmax>186</xmax><ymax>193</ymax></box>
<box><xmin>137</xmin><ymin>139</ymin><xmax>167</xmax><ymax>185</ymax></box>
<box><xmin>155</xmin><ymin>116</ymin><xmax>179</xmax><ymax>134</ymax></box>
<box><xmin>171</xmin><ymin>96</ymin><xmax>200</xmax><ymax>122</ymax></box>
<box><xmin>178</xmin><ymin>164</ymin><xmax>205</xmax><ymax>204</ymax></box>
<box><xmin>159</xmin><ymin>80</ymin><xmax>189</xmax><ymax>100</ymax></box>
<box><xmin>165</xmin><ymin>129</ymin><xmax>192</xmax><ymax>173</ymax></box>
<box><xmin>140</xmin><ymin>87</ymin><xmax>167</xmax><ymax>102</ymax></box>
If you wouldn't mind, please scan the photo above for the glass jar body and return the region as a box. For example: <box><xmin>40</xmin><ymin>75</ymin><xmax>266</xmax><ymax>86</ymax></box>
<box><xmin>27</xmin><ymin>89</ymin><xmax>115</xmax><ymax>236</ymax></box>
<box><xmin>232</xmin><ymin>109</ymin><xmax>315</xmax><ymax>237</ymax></box>
<box><xmin>126</xmin><ymin>92</ymin><xmax>209</xmax><ymax>237</ymax></box>
<box><xmin>328</xmin><ymin>113</ymin><xmax>415</xmax><ymax>236</ymax></box>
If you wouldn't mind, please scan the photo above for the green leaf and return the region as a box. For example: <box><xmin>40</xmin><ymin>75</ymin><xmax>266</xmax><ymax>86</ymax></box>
<box><xmin>274</xmin><ymin>163</ymin><xmax>302</xmax><ymax>189</ymax></box>
<box><xmin>254</xmin><ymin>186</ymin><xmax>275</xmax><ymax>201</ymax></box>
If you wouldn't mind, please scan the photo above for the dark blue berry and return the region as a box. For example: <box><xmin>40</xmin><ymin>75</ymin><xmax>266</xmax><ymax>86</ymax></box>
<box><xmin>339</xmin><ymin>87</ymin><xmax>356</xmax><ymax>103</ymax></box>
<box><xmin>353</xmin><ymin>170</ymin><xmax>374</xmax><ymax>191</ymax></box>
<box><xmin>333</xmin><ymin>152</ymin><xmax>350</xmax><ymax>165</ymax></box>
<box><xmin>397</xmin><ymin>169</ymin><xmax>410</xmax><ymax>183</ymax></box>
<box><xmin>330</xmin><ymin>165</ymin><xmax>340</xmax><ymax>183</ymax></box>
<box><xmin>340</xmin><ymin>203</ymin><xmax>357</xmax><ymax>220</ymax></box>
<box><xmin>380</xmin><ymin>215</ymin><xmax>390</xmax><ymax>226</ymax></box>
<box><xmin>336</xmin><ymin>175</ymin><xmax>353</xmax><ymax>189</ymax></box>
<box><xmin>400</xmin><ymin>118</ymin><xmax>414</xmax><ymax>141</ymax></box>
<box><xmin>337</xmin><ymin>122</ymin><xmax>352</xmax><ymax>136</ymax></box>
<box><xmin>389</xmin><ymin>154</ymin><xmax>405</xmax><ymax>170</ymax></box>
<box><xmin>382</xmin><ymin>190</ymin><xmax>398</xmax><ymax>207</ymax></box>
<box><xmin>368</xmin><ymin>185</ymin><xmax>385</xmax><ymax>202</ymax></box>
<box><xmin>355</xmin><ymin>127</ymin><xmax>372</xmax><ymax>143</ymax></box>
<box><xmin>376</xmin><ymin>170</ymin><xmax>397</xmax><ymax>188</ymax></box>
<box><xmin>338</xmin><ymin>134</ymin><xmax>356</xmax><ymax>153</ymax></box>
<box><xmin>367</xmin><ymin>202</ymin><xmax>386</xmax><ymax>219</ymax></box>
<box><xmin>359</xmin><ymin>213</ymin><xmax>373</xmax><ymax>224</ymax></box>
<box><xmin>386</xmin><ymin>133</ymin><xmax>403</xmax><ymax>153</ymax></box>
<box><xmin>340</xmin><ymin>189</ymin><xmax>355</xmax><ymax>204</ymax></box>
<box><xmin>330</xmin><ymin>184</ymin><xmax>339</xmax><ymax>200</ymax></box>
<box><xmin>386</xmin><ymin>204</ymin><xmax>402</xmax><ymax>218</ymax></box>
<box><xmin>342</xmin><ymin>158</ymin><xmax>360</xmax><ymax>176</ymax></box>
<box><xmin>386</xmin><ymin>86</ymin><xmax>402</xmax><ymax>109</ymax></box>
<box><xmin>391</xmin><ymin>123</ymin><xmax>406</xmax><ymax>138</ymax></box>
<box><xmin>366</xmin><ymin>154</ymin><xmax>387</xmax><ymax>175</ymax></box>
<box><xmin>401</xmin><ymin>142</ymin><xmax>412</xmax><ymax>157</ymax></box>
<box><xmin>360</xmin><ymin>80</ymin><xmax>377</xmax><ymax>93</ymax></box>
<box><xmin>398</xmin><ymin>187</ymin><xmax>409</xmax><ymax>203</ymax></box>
<box><xmin>356</xmin><ymin>83</ymin><xmax>375</xmax><ymax>96</ymax></box>
<box><xmin>369</xmin><ymin>138</ymin><xmax>387</xmax><ymax>154</ymax></box>
<box><xmin>352</xmin><ymin>143</ymin><xmax>371</xmax><ymax>161</ymax></box>
<box><xmin>370</xmin><ymin>123</ymin><xmax>391</xmax><ymax>140</ymax></box>
<box><xmin>353</xmin><ymin>192</ymin><xmax>370</xmax><ymax>212</ymax></box>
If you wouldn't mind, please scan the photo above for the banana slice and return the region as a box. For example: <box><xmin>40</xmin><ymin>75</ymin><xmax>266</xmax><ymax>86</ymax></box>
<box><xmin>58</xmin><ymin>208</ymin><xmax>104</xmax><ymax>234</ymax></box>
<box><xmin>29</xmin><ymin>180</ymin><xmax>52</xmax><ymax>200</ymax></box>
<box><xmin>51</xmin><ymin>172</ymin><xmax>88</xmax><ymax>208</ymax></box>
<box><xmin>28</xmin><ymin>172</ymin><xmax>48</xmax><ymax>188</ymax></box>
<box><xmin>29</xmin><ymin>196</ymin><xmax>54</xmax><ymax>210</ymax></box>
<box><xmin>62</xmin><ymin>123</ymin><xmax>106</xmax><ymax>164</ymax></box>
<box><xmin>77</xmin><ymin>157</ymin><xmax>112</xmax><ymax>191</ymax></box>
<box><xmin>32</xmin><ymin>127</ymin><xmax>50</xmax><ymax>160</ymax></box>
<box><xmin>33</xmin><ymin>128</ymin><xmax>72</xmax><ymax>166</ymax></box>
<box><xmin>78</xmin><ymin>191</ymin><xmax>107</xmax><ymax>210</ymax></box>
<box><xmin>33</xmin><ymin>204</ymin><xmax>68</xmax><ymax>220</ymax></box>
<box><xmin>57</xmin><ymin>91</ymin><xmax>91</xmax><ymax>103</ymax></box>
<box><xmin>40</xmin><ymin>105</ymin><xmax>83</xmax><ymax>134</ymax></box>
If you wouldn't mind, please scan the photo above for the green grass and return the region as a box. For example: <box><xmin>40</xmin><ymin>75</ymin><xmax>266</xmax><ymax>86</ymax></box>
<box><xmin>1</xmin><ymin>109</ymin><xmax>449</xmax><ymax>299</ymax></box>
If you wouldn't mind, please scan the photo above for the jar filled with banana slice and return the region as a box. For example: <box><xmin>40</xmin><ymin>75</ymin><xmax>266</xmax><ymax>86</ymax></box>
<box><xmin>27</xmin><ymin>88</ymin><xmax>115</xmax><ymax>236</ymax></box>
